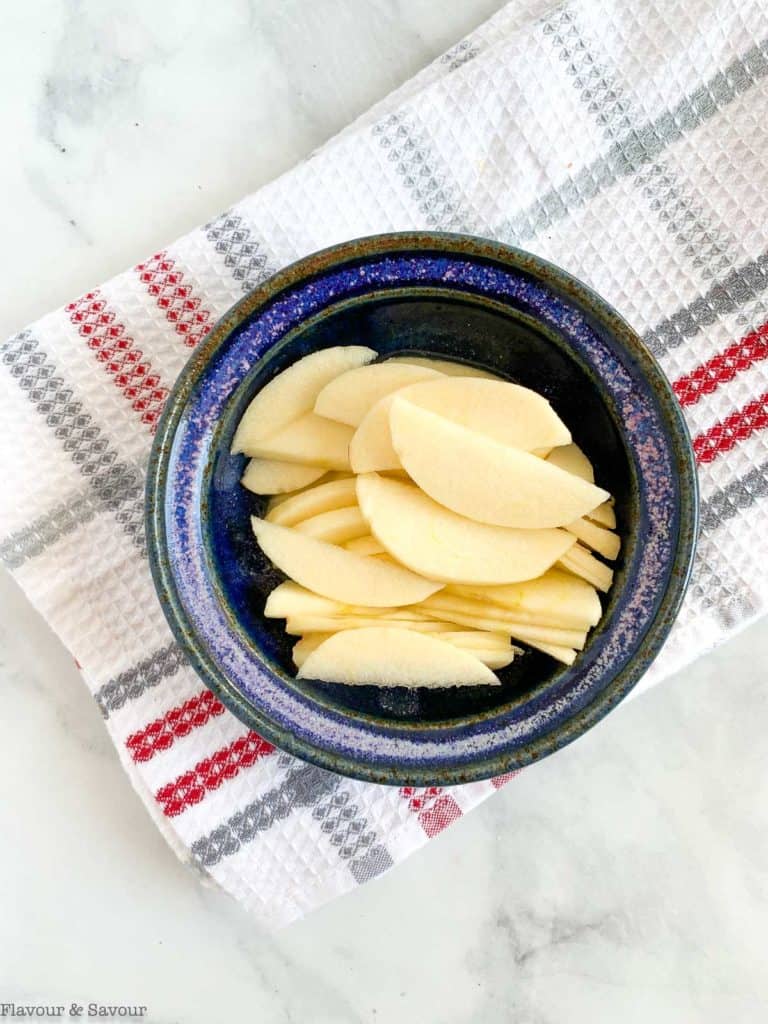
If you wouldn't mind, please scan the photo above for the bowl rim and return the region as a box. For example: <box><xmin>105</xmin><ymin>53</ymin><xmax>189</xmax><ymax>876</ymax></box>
<box><xmin>146</xmin><ymin>230</ymin><xmax>699</xmax><ymax>785</ymax></box>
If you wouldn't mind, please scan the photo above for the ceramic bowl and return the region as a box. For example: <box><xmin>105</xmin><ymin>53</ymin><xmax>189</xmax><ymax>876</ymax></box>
<box><xmin>146</xmin><ymin>232</ymin><xmax>698</xmax><ymax>786</ymax></box>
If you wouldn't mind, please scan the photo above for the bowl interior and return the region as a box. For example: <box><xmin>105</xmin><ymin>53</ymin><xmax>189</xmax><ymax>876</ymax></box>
<box><xmin>204</xmin><ymin>290</ymin><xmax>633</xmax><ymax>726</ymax></box>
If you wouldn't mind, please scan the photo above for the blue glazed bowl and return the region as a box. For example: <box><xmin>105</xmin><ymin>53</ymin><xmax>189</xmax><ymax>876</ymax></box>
<box><xmin>146</xmin><ymin>232</ymin><xmax>698</xmax><ymax>786</ymax></box>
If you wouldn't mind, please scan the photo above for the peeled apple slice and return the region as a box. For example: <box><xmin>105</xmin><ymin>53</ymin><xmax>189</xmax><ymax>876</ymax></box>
<box><xmin>397</xmin><ymin>377</ymin><xmax>571</xmax><ymax>451</ymax></box>
<box><xmin>266</xmin><ymin>581</ymin><xmax>436</xmax><ymax>620</ymax></box>
<box><xmin>243</xmin><ymin>413</ymin><xmax>354</xmax><ymax>470</ymax></box>
<box><xmin>566</xmin><ymin>517</ymin><xmax>621</xmax><ymax>561</ymax></box>
<box><xmin>349</xmin><ymin>394</ymin><xmax>403</xmax><ymax>473</ymax></box>
<box><xmin>390</xmin><ymin>399</ymin><xmax>610</xmax><ymax>528</ymax></box>
<box><xmin>267</xmin><ymin>476</ymin><xmax>358</xmax><ymax>526</ymax></box>
<box><xmin>387</xmin><ymin>356</ymin><xmax>504</xmax><ymax>380</ymax></box>
<box><xmin>588</xmin><ymin>501</ymin><xmax>616</xmax><ymax>529</ymax></box>
<box><xmin>266</xmin><ymin>471</ymin><xmax>351</xmax><ymax>512</ymax></box>
<box><xmin>344</xmin><ymin>535</ymin><xmax>387</xmax><ymax>556</ymax></box>
<box><xmin>294</xmin><ymin>506</ymin><xmax>369</xmax><ymax>544</ymax></box>
<box><xmin>292</xmin><ymin>631</ymin><xmax>515</xmax><ymax>669</ymax></box>
<box><xmin>452</xmin><ymin>569</ymin><xmax>601</xmax><ymax>628</ymax></box>
<box><xmin>251</xmin><ymin>517</ymin><xmax>442</xmax><ymax>607</ymax></box>
<box><xmin>546</xmin><ymin>442</ymin><xmax>595</xmax><ymax>482</ymax></box>
<box><xmin>533</xmin><ymin>643</ymin><xmax>577</xmax><ymax>666</ymax></box>
<box><xmin>356</xmin><ymin>473</ymin><xmax>574</xmax><ymax>584</ymax></box>
<box><xmin>232</xmin><ymin>345</ymin><xmax>375</xmax><ymax>452</ymax></box>
<box><xmin>285</xmin><ymin>615</ymin><xmax>455</xmax><ymax>635</ymax></box>
<box><xmin>314</xmin><ymin>362</ymin><xmax>442</xmax><ymax>426</ymax></box>
<box><xmin>292</xmin><ymin>633</ymin><xmax>332</xmax><ymax>667</ymax></box>
<box><xmin>559</xmin><ymin>543</ymin><xmax>614</xmax><ymax>592</ymax></box>
<box><xmin>415</xmin><ymin>594</ymin><xmax>588</xmax><ymax>648</ymax></box>
<box><xmin>436</xmin><ymin>630</ymin><xmax>516</xmax><ymax>651</ymax></box>
<box><xmin>297</xmin><ymin>627</ymin><xmax>499</xmax><ymax>687</ymax></box>
<box><xmin>266</xmin><ymin>582</ymin><xmax>360</xmax><ymax>619</ymax></box>
<box><xmin>240</xmin><ymin>459</ymin><xmax>326</xmax><ymax>495</ymax></box>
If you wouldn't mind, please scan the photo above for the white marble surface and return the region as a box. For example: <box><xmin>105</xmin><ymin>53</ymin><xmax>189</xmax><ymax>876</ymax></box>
<box><xmin>1</xmin><ymin>2</ymin><xmax>767</xmax><ymax>1021</ymax></box>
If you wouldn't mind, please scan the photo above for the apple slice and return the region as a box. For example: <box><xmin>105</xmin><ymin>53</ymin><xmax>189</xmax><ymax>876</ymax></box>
<box><xmin>294</xmin><ymin>630</ymin><xmax>518</xmax><ymax>671</ymax></box>
<box><xmin>266</xmin><ymin>582</ymin><xmax>358</xmax><ymax>619</ymax></box>
<box><xmin>251</xmin><ymin>517</ymin><xmax>442</xmax><ymax>606</ymax></box>
<box><xmin>266</xmin><ymin>476</ymin><xmax>358</xmax><ymax>526</ymax></box>
<box><xmin>297</xmin><ymin>627</ymin><xmax>499</xmax><ymax>687</ymax></box>
<box><xmin>356</xmin><ymin>473</ymin><xmax>574</xmax><ymax>584</ymax></box>
<box><xmin>437</xmin><ymin>630</ymin><xmax>516</xmax><ymax>651</ymax></box>
<box><xmin>294</xmin><ymin>506</ymin><xmax>369</xmax><ymax>545</ymax></box>
<box><xmin>349</xmin><ymin>394</ymin><xmax>403</xmax><ymax>473</ymax></box>
<box><xmin>588</xmin><ymin>500</ymin><xmax>616</xmax><ymax>529</ymax></box>
<box><xmin>240</xmin><ymin>459</ymin><xmax>326</xmax><ymax>495</ymax></box>
<box><xmin>232</xmin><ymin>345</ymin><xmax>375</xmax><ymax>452</ymax></box>
<box><xmin>396</xmin><ymin>377</ymin><xmax>571</xmax><ymax>450</ymax></box>
<box><xmin>452</xmin><ymin>569</ymin><xmax>601</xmax><ymax>628</ymax></box>
<box><xmin>285</xmin><ymin>614</ymin><xmax>456</xmax><ymax>634</ymax></box>
<box><xmin>534</xmin><ymin>643</ymin><xmax>577</xmax><ymax>666</ymax></box>
<box><xmin>292</xmin><ymin>630</ymin><xmax>516</xmax><ymax>669</ymax></box>
<box><xmin>415</xmin><ymin>593</ymin><xmax>588</xmax><ymax>648</ymax></box>
<box><xmin>292</xmin><ymin>633</ymin><xmax>332</xmax><ymax>667</ymax></box>
<box><xmin>558</xmin><ymin>543</ymin><xmax>614</xmax><ymax>592</ymax></box>
<box><xmin>389</xmin><ymin>399</ymin><xmax>609</xmax><ymax>528</ymax></box>
<box><xmin>566</xmin><ymin>517</ymin><xmax>621</xmax><ymax>561</ymax></box>
<box><xmin>266</xmin><ymin>581</ymin><xmax>440</xmax><ymax>620</ymax></box>
<box><xmin>546</xmin><ymin>443</ymin><xmax>595</xmax><ymax>482</ymax></box>
<box><xmin>349</xmin><ymin>377</ymin><xmax>570</xmax><ymax>473</ymax></box>
<box><xmin>265</xmin><ymin>471</ymin><xmax>352</xmax><ymax>512</ymax></box>
<box><xmin>344</xmin><ymin>534</ymin><xmax>387</xmax><ymax>556</ymax></box>
<box><xmin>243</xmin><ymin>412</ymin><xmax>354</xmax><ymax>470</ymax></box>
<box><xmin>386</xmin><ymin>356</ymin><xmax>504</xmax><ymax>380</ymax></box>
<box><xmin>314</xmin><ymin>363</ymin><xmax>442</xmax><ymax>426</ymax></box>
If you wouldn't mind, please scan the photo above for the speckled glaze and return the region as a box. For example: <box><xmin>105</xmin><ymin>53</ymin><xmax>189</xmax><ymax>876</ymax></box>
<box><xmin>146</xmin><ymin>233</ymin><xmax>698</xmax><ymax>786</ymax></box>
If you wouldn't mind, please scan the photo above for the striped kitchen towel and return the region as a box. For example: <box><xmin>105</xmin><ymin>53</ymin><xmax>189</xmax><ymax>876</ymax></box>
<box><xmin>2</xmin><ymin>0</ymin><xmax>768</xmax><ymax>928</ymax></box>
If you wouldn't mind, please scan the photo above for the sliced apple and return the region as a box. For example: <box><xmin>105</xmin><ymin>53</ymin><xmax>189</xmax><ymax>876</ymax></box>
<box><xmin>436</xmin><ymin>630</ymin><xmax>516</xmax><ymax>651</ymax></box>
<box><xmin>344</xmin><ymin>534</ymin><xmax>387</xmax><ymax>556</ymax></box>
<box><xmin>294</xmin><ymin>506</ymin><xmax>369</xmax><ymax>544</ymax></box>
<box><xmin>293</xmin><ymin>630</ymin><xmax>516</xmax><ymax>670</ymax></box>
<box><xmin>292</xmin><ymin>633</ymin><xmax>332</xmax><ymax>667</ymax></box>
<box><xmin>396</xmin><ymin>377</ymin><xmax>571</xmax><ymax>451</ymax></box>
<box><xmin>387</xmin><ymin>356</ymin><xmax>504</xmax><ymax>380</ymax></box>
<box><xmin>559</xmin><ymin>543</ymin><xmax>614</xmax><ymax>592</ymax></box>
<box><xmin>251</xmin><ymin>517</ymin><xmax>442</xmax><ymax>606</ymax></box>
<box><xmin>566</xmin><ymin>518</ymin><xmax>621</xmax><ymax>561</ymax></box>
<box><xmin>546</xmin><ymin>442</ymin><xmax>595</xmax><ymax>483</ymax></box>
<box><xmin>240</xmin><ymin>459</ymin><xmax>326</xmax><ymax>495</ymax></box>
<box><xmin>285</xmin><ymin>614</ymin><xmax>457</xmax><ymax>634</ymax></box>
<box><xmin>356</xmin><ymin>473</ymin><xmax>574</xmax><ymax>584</ymax></box>
<box><xmin>451</xmin><ymin>569</ymin><xmax>601</xmax><ymax>628</ymax></box>
<box><xmin>266</xmin><ymin>581</ymin><xmax>439</xmax><ymax>620</ymax></box>
<box><xmin>265</xmin><ymin>582</ymin><xmax>356</xmax><ymax>619</ymax></box>
<box><xmin>389</xmin><ymin>399</ymin><xmax>609</xmax><ymax>528</ymax></box>
<box><xmin>415</xmin><ymin>593</ymin><xmax>588</xmax><ymax>648</ymax></box>
<box><xmin>266</xmin><ymin>471</ymin><xmax>352</xmax><ymax>512</ymax></box>
<box><xmin>243</xmin><ymin>412</ymin><xmax>354</xmax><ymax>470</ymax></box>
<box><xmin>267</xmin><ymin>582</ymin><xmax>412</xmax><ymax>620</ymax></box>
<box><xmin>232</xmin><ymin>345</ymin><xmax>375</xmax><ymax>452</ymax></box>
<box><xmin>266</xmin><ymin>476</ymin><xmax>358</xmax><ymax>526</ymax></box>
<box><xmin>314</xmin><ymin>362</ymin><xmax>442</xmax><ymax>426</ymax></box>
<box><xmin>297</xmin><ymin>627</ymin><xmax>499</xmax><ymax>687</ymax></box>
<box><xmin>533</xmin><ymin>643</ymin><xmax>577</xmax><ymax>666</ymax></box>
<box><xmin>349</xmin><ymin>394</ymin><xmax>403</xmax><ymax>473</ymax></box>
<box><xmin>588</xmin><ymin>500</ymin><xmax>616</xmax><ymax>529</ymax></box>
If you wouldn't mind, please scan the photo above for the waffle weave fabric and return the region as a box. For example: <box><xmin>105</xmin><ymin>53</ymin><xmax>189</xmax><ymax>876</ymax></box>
<box><xmin>2</xmin><ymin>0</ymin><xmax>767</xmax><ymax>927</ymax></box>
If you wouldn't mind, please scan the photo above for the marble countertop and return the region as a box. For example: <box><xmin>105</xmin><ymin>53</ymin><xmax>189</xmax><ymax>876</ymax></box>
<box><xmin>1</xmin><ymin>2</ymin><xmax>767</xmax><ymax>1021</ymax></box>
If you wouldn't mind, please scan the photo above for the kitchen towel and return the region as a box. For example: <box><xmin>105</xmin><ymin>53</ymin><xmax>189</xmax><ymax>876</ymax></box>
<box><xmin>2</xmin><ymin>0</ymin><xmax>768</xmax><ymax>928</ymax></box>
